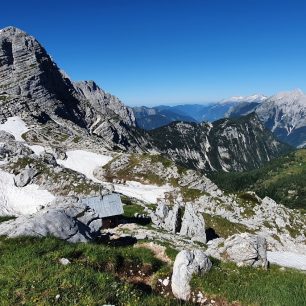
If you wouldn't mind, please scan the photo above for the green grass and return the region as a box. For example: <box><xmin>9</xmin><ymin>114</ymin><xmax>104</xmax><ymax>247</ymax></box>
<box><xmin>0</xmin><ymin>236</ymin><xmax>305</xmax><ymax>305</ymax></box>
<box><xmin>204</xmin><ymin>213</ymin><xmax>254</xmax><ymax>238</ymax></box>
<box><xmin>123</xmin><ymin>203</ymin><xmax>145</xmax><ymax>218</ymax></box>
<box><xmin>210</xmin><ymin>149</ymin><xmax>306</xmax><ymax>209</ymax></box>
<box><xmin>0</xmin><ymin>236</ymin><xmax>187</xmax><ymax>306</ymax></box>
<box><xmin>181</xmin><ymin>187</ymin><xmax>208</xmax><ymax>202</ymax></box>
<box><xmin>192</xmin><ymin>259</ymin><xmax>306</xmax><ymax>306</ymax></box>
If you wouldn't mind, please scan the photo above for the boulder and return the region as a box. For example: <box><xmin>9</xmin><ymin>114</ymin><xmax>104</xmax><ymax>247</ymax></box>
<box><xmin>179</xmin><ymin>203</ymin><xmax>206</xmax><ymax>243</ymax></box>
<box><xmin>171</xmin><ymin>250</ymin><xmax>212</xmax><ymax>301</ymax></box>
<box><xmin>0</xmin><ymin>130</ymin><xmax>15</xmax><ymax>142</ymax></box>
<box><xmin>151</xmin><ymin>202</ymin><xmax>181</xmax><ymax>233</ymax></box>
<box><xmin>206</xmin><ymin>233</ymin><xmax>268</xmax><ymax>268</ymax></box>
<box><xmin>52</xmin><ymin>148</ymin><xmax>67</xmax><ymax>160</ymax></box>
<box><xmin>0</xmin><ymin>198</ymin><xmax>104</xmax><ymax>242</ymax></box>
<box><xmin>14</xmin><ymin>167</ymin><xmax>38</xmax><ymax>187</ymax></box>
<box><xmin>223</xmin><ymin>233</ymin><xmax>268</xmax><ymax>268</ymax></box>
<box><xmin>0</xmin><ymin>142</ymin><xmax>33</xmax><ymax>160</ymax></box>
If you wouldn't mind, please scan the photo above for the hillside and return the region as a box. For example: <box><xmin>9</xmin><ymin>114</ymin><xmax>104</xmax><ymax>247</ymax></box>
<box><xmin>148</xmin><ymin>113</ymin><xmax>291</xmax><ymax>172</ymax></box>
<box><xmin>210</xmin><ymin>149</ymin><xmax>306</xmax><ymax>209</ymax></box>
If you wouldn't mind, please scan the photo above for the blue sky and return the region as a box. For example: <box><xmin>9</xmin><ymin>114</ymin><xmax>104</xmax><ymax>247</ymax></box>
<box><xmin>1</xmin><ymin>0</ymin><xmax>306</xmax><ymax>106</ymax></box>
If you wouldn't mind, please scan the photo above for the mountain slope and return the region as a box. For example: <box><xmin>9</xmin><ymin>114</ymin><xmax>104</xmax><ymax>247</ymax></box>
<box><xmin>148</xmin><ymin>113</ymin><xmax>291</xmax><ymax>172</ymax></box>
<box><xmin>256</xmin><ymin>89</ymin><xmax>306</xmax><ymax>148</ymax></box>
<box><xmin>227</xmin><ymin>90</ymin><xmax>306</xmax><ymax>148</ymax></box>
<box><xmin>210</xmin><ymin>149</ymin><xmax>306</xmax><ymax>209</ymax></box>
<box><xmin>0</xmin><ymin>27</ymin><xmax>144</xmax><ymax>151</ymax></box>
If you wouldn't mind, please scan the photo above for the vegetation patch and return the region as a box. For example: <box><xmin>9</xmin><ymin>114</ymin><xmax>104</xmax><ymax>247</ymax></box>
<box><xmin>204</xmin><ymin>213</ymin><xmax>253</xmax><ymax>238</ymax></box>
<box><xmin>192</xmin><ymin>259</ymin><xmax>306</xmax><ymax>306</ymax></box>
<box><xmin>210</xmin><ymin>149</ymin><xmax>306</xmax><ymax>209</ymax></box>
<box><xmin>181</xmin><ymin>187</ymin><xmax>209</xmax><ymax>202</ymax></box>
<box><xmin>0</xmin><ymin>216</ymin><xmax>16</xmax><ymax>223</ymax></box>
<box><xmin>6</xmin><ymin>157</ymin><xmax>100</xmax><ymax>196</ymax></box>
<box><xmin>0</xmin><ymin>236</ymin><xmax>184</xmax><ymax>306</ymax></box>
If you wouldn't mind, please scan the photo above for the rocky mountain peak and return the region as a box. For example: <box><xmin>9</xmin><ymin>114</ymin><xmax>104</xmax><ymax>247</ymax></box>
<box><xmin>272</xmin><ymin>88</ymin><xmax>306</xmax><ymax>104</ymax></box>
<box><xmin>0</xmin><ymin>25</ymin><xmax>76</xmax><ymax>104</ymax></box>
<box><xmin>73</xmin><ymin>80</ymin><xmax>136</xmax><ymax>126</ymax></box>
<box><xmin>0</xmin><ymin>26</ymin><xmax>136</xmax><ymax>142</ymax></box>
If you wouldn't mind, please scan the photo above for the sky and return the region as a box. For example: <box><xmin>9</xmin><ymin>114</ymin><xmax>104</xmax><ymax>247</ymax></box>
<box><xmin>1</xmin><ymin>0</ymin><xmax>306</xmax><ymax>106</ymax></box>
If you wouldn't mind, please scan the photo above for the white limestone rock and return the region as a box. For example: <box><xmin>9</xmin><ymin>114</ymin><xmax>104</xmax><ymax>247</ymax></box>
<box><xmin>180</xmin><ymin>203</ymin><xmax>206</xmax><ymax>243</ymax></box>
<box><xmin>0</xmin><ymin>198</ymin><xmax>103</xmax><ymax>242</ymax></box>
<box><xmin>171</xmin><ymin>250</ymin><xmax>212</xmax><ymax>301</ymax></box>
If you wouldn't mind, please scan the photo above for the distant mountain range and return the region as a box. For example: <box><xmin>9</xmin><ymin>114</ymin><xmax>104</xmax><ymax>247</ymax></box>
<box><xmin>133</xmin><ymin>91</ymin><xmax>306</xmax><ymax>148</ymax></box>
<box><xmin>0</xmin><ymin>26</ymin><xmax>289</xmax><ymax>172</ymax></box>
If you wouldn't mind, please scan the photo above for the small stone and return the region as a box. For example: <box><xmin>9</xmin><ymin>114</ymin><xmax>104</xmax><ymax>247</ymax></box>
<box><xmin>162</xmin><ymin>278</ymin><xmax>169</xmax><ymax>286</ymax></box>
<box><xmin>59</xmin><ymin>258</ymin><xmax>71</xmax><ymax>265</ymax></box>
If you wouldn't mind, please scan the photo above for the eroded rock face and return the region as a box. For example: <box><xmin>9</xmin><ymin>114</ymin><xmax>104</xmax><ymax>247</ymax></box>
<box><xmin>171</xmin><ymin>250</ymin><xmax>212</xmax><ymax>301</ymax></box>
<box><xmin>151</xmin><ymin>202</ymin><xmax>207</xmax><ymax>242</ymax></box>
<box><xmin>0</xmin><ymin>198</ymin><xmax>103</xmax><ymax>242</ymax></box>
<box><xmin>206</xmin><ymin>233</ymin><xmax>268</xmax><ymax>268</ymax></box>
<box><xmin>180</xmin><ymin>203</ymin><xmax>206</xmax><ymax>243</ymax></box>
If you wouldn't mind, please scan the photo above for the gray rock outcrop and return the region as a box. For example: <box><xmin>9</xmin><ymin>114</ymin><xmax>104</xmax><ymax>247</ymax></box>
<box><xmin>171</xmin><ymin>250</ymin><xmax>212</xmax><ymax>300</ymax></box>
<box><xmin>206</xmin><ymin>233</ymin><xmax>268</xmax><ymax>268</ymax></box>
<box><xmin>179</xmin><ymin>203</ymin><xmax>206</xmax><ymax>243</ymax></box>
<box><xmin>151</xmin><ymin>202</ymin><xmax>207</xmax><ymax>243</ymax></box>
<box><xmin>0</xmin><ymin>198</ymin><xmax>103</xmax><ymax>242</ymax></box>
<box><xmin>14</xmin><ymin>167</ymin><xmax>38</xmax><ymax>187</ymax></box>
<box><xmin>151</xmin><ymin>202</ymin><xmax>181</xmax><ymax>233</ymax></box>
<box><xmin>224</xmin><ymin>233</ymin><xmax>268</xmax><ymax>268</ymax></box>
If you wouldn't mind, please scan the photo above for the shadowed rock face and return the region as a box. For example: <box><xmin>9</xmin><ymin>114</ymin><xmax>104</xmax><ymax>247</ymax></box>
<box><xmin>0</xmin><ymin>27</ymin><xmax>136</xmax><ymax>143</ymax></box>
<box><xmin>73</xmin><ymin>80</ymin><xmax>136</xmax><ymax>127</ymax></box>
<box><xmin>0</xmin><ymin>27</ymin><xmax>87</xmax><ymax>126</ymax></box>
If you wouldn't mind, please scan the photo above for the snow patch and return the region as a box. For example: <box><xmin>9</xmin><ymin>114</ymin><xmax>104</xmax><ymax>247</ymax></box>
<box><xmin>112</xmin><ymin>181</ymin><xmax>172</xmax><ymax>204</ymax></box>
<box><xmin>56</xmin><ymin>149</ymin><xmax>172</xmax><ymax>203</ymax></box>
<box><xmin>56</xmin><ymin>150</ymin><xmax>112</xmax><ymax>183</ymax></box>
<box><xmin>26</xmin><ymin>144</ymin><xmax>45</xmax><ymax>155</ymax></box>
<box><xmin>0</xmin><ymin>116</ymin><xmax>29</xmax><ymax>141</ymax></box>
<box><xmin>267</xmin><ymin>251</ymin><xmax>306</xmax><ymax>271</ymax></box>
<box><xmin>0</xmin><ymin>170</ymin><xmax>55</xmax><ymax>216</ymax></box>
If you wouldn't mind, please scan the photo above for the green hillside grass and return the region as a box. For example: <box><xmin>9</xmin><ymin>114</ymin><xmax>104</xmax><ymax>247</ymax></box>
<box><xmin>192</xmin><ymin>259</ymin><xmax>306</xmax><ymax>306</ymax></box>
<box><xmin>210</xmin><ymin>149</ymin><xmax>306</xmax><ymax>209</ymax></box>
<box><xmin>0</xmin><ymin>236</ymin><xmax>305</xmax><ymax>306</ymax></box>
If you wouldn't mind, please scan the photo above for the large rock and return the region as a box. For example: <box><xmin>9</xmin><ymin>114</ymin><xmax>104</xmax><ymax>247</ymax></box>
<box><xmin>163</xmin><ymin>204</ymin><xmax>181</xmax><ymax>233</ymax></box>
<box><xmin>0</xmin><ymin>198</ymin><xmax>103</xmax><ymax>242</ymax></box>
<box><xmin>0</xmin><ymin>141</ymin><xmax>33</xmax><ymax>160</ymax></box>
<box><xmin>224</xmin><ymin>233</ymin><xmax>268</xmax><ymax>268</ymax></box>
<box><xmin>14</xmin><ymin>167</ymin><xmax>38</xmax><ymax>187</ymax></box>
<box><xmin>206</xmin><ymin>233</ymin><xmax>268</xmax><ymax>268</ymax></box>
<box><xmin>171</xmin><ymin>250</ymin><xmax>212</xmax><ymax>301</ymax></box>
<box><xmin>179</xmin><ymin>203</ymin><xmax>206</xmax><ymax>243</ymax></box>
<box><xmin>151</xmin><ymin>202</ymin><xmax>181</xmax><ymax>234</ymax></box>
